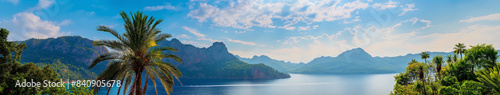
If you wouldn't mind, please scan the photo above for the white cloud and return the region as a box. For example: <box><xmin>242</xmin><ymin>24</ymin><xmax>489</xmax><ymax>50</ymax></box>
<box><xmin>234</xmin><ymin>31</ymin><xmax>246</xmax><ymax>34</ymax></box>
<box><xmin>144</xmin><ymin>4</ymin><xmax>177</xmax><ymax>11</ymax></box>
<box><xmin>460</xmin><ymin>13</ymin><xmax>500</xmax><ymax>23</ymax></box>
<box><xmin>34</xmin><ymin>0</ymin><xmax>55</xmax><ymax>10</ymax></box>
<box><xmin>177</xmin><ymin>34</ymin><xmax>192</xmax><ymax>39</ymax></box>
<box><xmin>226</xmin><ymin>38</ymin><xmax>256</xmax><ymax>45</ymax></box>
<box><xmin>402</xmin><ymin>17</ymin><xmax>432</xmax><ymax>30</ymax></box>
<box><xmin>343</xmin><ymin>16</ymin><xmax>361</xmax><ymax>24</ymax></box>
<box><xmin>275</xmin><ymin>17</ymin><xmax>432</xmax><ymax>62</ymax></box>
<box><xmin>399</xmin><ymin>4</ymin><xmax>418</xmax><ymax>16</ymax></box>
<box><xmin>59</xmin><ymin>20</ymin><xmax>71</xmax><ymax>25</ymax></box>
<box><xmin>197</xmin><ymin>37</ymin><xmax>218</xmax><ymax>42</ymax></box>
<box><xmin>3</xmin><ymin>12</ymin><xmax>68</xmax><ymax>41</ymax></box>
<box><xmin>182</xmin><ymin>26</ymin><xmax>205</xmax><ymax>37</ymax></box>
<box><xmin>372</xmin><ymin>0</ymin><xmax>397</xmax><ymax>10</ymax></box>
<box><xmin>365</xmin><ymin>25</ymin><xmax>500</xmax><ymax>57</ymax></box>
<box><xmin>188</xmin><ymin>0</ymin><xmax>369</xmax><ymax>30</ymax></box>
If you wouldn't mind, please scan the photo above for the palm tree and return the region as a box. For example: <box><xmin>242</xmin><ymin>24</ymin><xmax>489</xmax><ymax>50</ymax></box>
<box><xmin>453</xmin><ymin>43</ymin><xmax>466</xmax><ymax>58</ymax></box>
<box><xmin>446</xmin><ymin>54</ymin><xmax>454</xmax><ymax>64</ymax></box>
<box><xmin>432</xmin><ymin>55</ymin><xmax>443</xmax><ymax>80</ymax></box>
<box><xmin>421</xmin><ymin>51</ymin><xmax>430</xmax><ymax>63</ymax></box>
<box><xmin>416</xmin><ymin>62</ymin><xmax>428</xmax><ymax>95</ymax></box>
<box><xmin>88</xmin><ymin>11</ymin><xmax>182</xmax><ymax>95</ymax></box>
<box><xmin>453</xmin><ymin>54</ymin><xmax>458</xmax><ymax>62</ymax></box>
<box><xmin>408</xmin><ymin>59</ymin><xmax>418</xmax><ymax>65</ymax></box>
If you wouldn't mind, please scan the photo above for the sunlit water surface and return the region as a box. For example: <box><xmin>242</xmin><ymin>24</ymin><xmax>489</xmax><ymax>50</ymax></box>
<box><xmin>99</xmin><ymin>73</ymin><xmax>397</xmax><ymax>95</ymax></box>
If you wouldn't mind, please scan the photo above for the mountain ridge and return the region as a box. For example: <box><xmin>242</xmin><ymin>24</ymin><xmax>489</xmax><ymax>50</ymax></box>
<box><xmin>157</xmin><ymin>38</ymin><xmax>290</xmax><ymax>79</ymax></box>
<box><xmin>237</xmin><ymin>48</ymin><xmax>476</xmax><ymax>74</ymax></box>
<box><xmin>17</xmin><ymin>36</ymin><xmax>290</xmax><ymax>79</ymax></box>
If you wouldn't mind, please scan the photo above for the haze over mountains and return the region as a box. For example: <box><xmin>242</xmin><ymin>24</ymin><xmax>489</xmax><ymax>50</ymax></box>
<box><xmin>238</xmin><ymin>48</ymin><xmax>460</xmax><ymax>74</ymax></box>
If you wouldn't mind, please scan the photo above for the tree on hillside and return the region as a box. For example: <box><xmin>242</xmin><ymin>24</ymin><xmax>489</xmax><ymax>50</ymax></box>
<box><xmin>0</xmin><ymin>28</ymin><xmax>27</xmax><ymax>64</ymax></box>
<box><xmin>464</xmin><ymin>44</ymin><xmax>498</xmax><ymax>71</ymax></box>
<box><xmin>416</xmin><ymin>62</ymin><xmax>428</xmax><ymax>95</ymax></box>
<box><xmin>454</xmin><ymin>43</ymin><xmax>466</xmax><ymax>58</ymax></box>
<box><xmin>88</xmin><ymin>11</ymin><xmax>183</xmax><ymax>95</ymax></box>
<box><xmin>433</xmin><ymin>55</ymin><xmax>443</xmax><ymax>80</ymax></box>
<box><xmin>421</xmin><ymin>51</ymin><xmax>430</xmax><ymax>63</ymax></box>
<box><xmin>446</xmin><ymin>54</ymin><xmax>454</xmax><ymax>64</ymax></box>
<box><xmin>0</xmin><ymin>28</ymin><xmax>70</xmax><ymax>95</ymax></box>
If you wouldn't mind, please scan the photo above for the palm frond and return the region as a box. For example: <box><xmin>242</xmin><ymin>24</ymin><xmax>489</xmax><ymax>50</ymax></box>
<box><xmin>154</xmin><ymin>33</ymin><xmax>172</xmax><ymax>42</ymax></box>
<box><xmin>89</xmin><ymin>52</ymin><xmax>122</xmax><ymax>69</ymax></box>
<box><xmin>93</xmin><ymin>40</ymin><xmax>128</xmax><ymax>52</ymax></box>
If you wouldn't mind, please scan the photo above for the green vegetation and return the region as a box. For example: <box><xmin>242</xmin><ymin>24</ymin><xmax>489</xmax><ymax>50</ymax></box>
<box><xmin>0</xmin><ymin>28</ymin><xmax>93</xmax><ymax>95</ymax></box>
<box><xmin>35</xmin><ymin>60</ymin><xmax>97</xmax><ymax>80</ymax></box>
<box><xmin>18</xmin><ymin>36</ymin><xmax>109</xmax><ymax>77</ymax></box>
<box><xmin>218</xmin><ymin>60</ymin><xmax>289</xmax><ymax>79</ymax></box>
<box><xmin>391</xmin><ymin>43</ymin><xmax>500</xmax><ymax>95</ymax></box>
<box><xmin>89</xmin><ymin>11</ymin><xmax>182</xmax><ymax>95</ymax></box>
<box><xmin>421</xmin><ymin>51</ymin><xmax>430</xmax><ymax>63</ymax></box>
<box><xmin>0</xmin><ymin>28</ymin><xmax>26</xmax><ymax>64</ymax></box>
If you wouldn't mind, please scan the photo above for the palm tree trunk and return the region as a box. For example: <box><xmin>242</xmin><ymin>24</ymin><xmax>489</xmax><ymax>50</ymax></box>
<box><xmin>117</xmin><ymin>78</ymin><xmax>125</xmax><ymax>95</ymax></box>
<box><xmin>135</xmin><ymin>69</ymin><xmax>143</xmax><ymax>95</ymax></box>
<box><xmin>142</xmin><ymin>74</ymin><xmax>149</xmax><ymax>95</ymax></box>
<box><xmin>460</xmin><ymin>52</ymin><xmax>462</xmax><ymax>59</ymax></box>
<box><xmin>107</xmin><ymin>85</ymin><xmax>112</xmax><ymax>95</ymax></box>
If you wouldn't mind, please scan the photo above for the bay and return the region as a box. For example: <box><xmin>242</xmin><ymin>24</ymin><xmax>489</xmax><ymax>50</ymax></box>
<box><xmin>99</xmin><ymin>73</ymin><xmax>397</xmax><ymax>95</ymax></box>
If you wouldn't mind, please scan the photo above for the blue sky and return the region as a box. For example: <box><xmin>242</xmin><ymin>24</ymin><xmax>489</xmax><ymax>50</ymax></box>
<box><xmin>2</xmin><ymin>0</ymin><xmax>500</xmax><ymax>63</ymax></box>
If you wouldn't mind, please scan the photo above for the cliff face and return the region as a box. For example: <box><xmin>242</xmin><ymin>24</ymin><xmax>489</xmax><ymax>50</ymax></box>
<box><xmin>158</xmin><ymin>39</ymin><xmax>237</xmax><ymax>70</ymax></box>
<box><xmin>19</xmin><ymin>36</ymin><xmax>109</xmax><ymax>72</ymax></box>
<box><xmin>158</xmin><ymin>38</ymin><xmax>290</xmax><ymax>79</ymax></box>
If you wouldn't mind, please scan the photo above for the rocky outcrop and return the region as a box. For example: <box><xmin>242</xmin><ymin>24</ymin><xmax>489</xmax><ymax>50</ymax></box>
<box><xmin>158</xmin><ymin>38</ymin><xmax>290</xmax><ymax>79</ymax></box>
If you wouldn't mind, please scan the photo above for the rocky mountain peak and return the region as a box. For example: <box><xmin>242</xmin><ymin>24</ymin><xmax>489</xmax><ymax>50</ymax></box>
<box><xmin>208</xmin><ymin>42</ymin><xmax>227</xmax><ymax>52</ymax></box>
<box><xmin>169</xmin><ymin>38</ymin><xmax>182</xmax><ymax>45</ymax></box>
<box><xmin>337</xmin><ymin>47</ymin><xmax>372</xmax><ymax>61</ymax></box>
<box><xmin>252</xmin><ymin>55</ymin><xmax>272</xmax><ymax>59</ymax></box>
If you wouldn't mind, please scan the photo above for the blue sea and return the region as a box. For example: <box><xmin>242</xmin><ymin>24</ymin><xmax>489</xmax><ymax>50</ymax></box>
<box><xmin>99</xmin><ymin>73</ymin><xmax>397</xmax><ymax>95</ymax></box>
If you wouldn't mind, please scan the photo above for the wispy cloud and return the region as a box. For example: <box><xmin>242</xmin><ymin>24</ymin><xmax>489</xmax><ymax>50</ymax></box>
<box><xmin>399</xmin><ymin>4</ymin><xmax>418</xmax><ymax>16</ymax></box>
<box><xmin>460</xmin><ymin>13</ymin><xmax>500</xmax><ymax>23</ymax></box>
<box><xmin>197</xmin><ymin>37</ymin><xmax>218</xmax><ymax>42</ymax></box>
<box><xmin>177</xmin><ymin>34</ymin><xmax>192</xmax><ymax>39</ymax></box>
<box><xmin>226</xmin><ymin>38</ymin><xmax>256</xmax><ymax>46</ymax></box>
<box><xmin>188</xmin><ymin>0</ymin><xmax>369</xmax><ymax>30</ymax></box>
<box><xmin>372</xmin><ymin>0</ymin><xmax>397</xmax><ymax>10</ymax></box>
<box><xmin>144</xmin><ymin>3</ymin><xmax>177</xmax><ymax>11</ymax></box>
<box><xmin>182</xmin><ymin>26</ymin><xmax>205</xmax><ymax>37</ymax></box>
<box><xmin>34</xmin><ymin>0</ymin><xmax>55</xmax><ymax>10</ymax></box>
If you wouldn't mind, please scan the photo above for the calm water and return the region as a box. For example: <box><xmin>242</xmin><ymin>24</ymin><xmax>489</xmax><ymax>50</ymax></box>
<box><xmin>99</xmin><ymin>73</ymin><xmax>397</xmax><ymax>95</ymax></box>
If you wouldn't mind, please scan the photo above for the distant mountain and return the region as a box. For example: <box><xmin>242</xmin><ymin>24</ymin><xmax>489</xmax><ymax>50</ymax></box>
<box><xmin>236</xmin><ymin>55</ymin><xmax>305</xmax><ymax>73</ymax></box>
<box><xmin>296</xmin><ymin>48</ymin><xmax>397</xmax><ymax>73</ymax></box>
<box><xmin>158</xmin><ymin>38</ymin><xmax>290</xmax><ymax>79</ymax></box>
<box><xmin>238</xmin><ymin>48</ymin><xmax>467</xmax><ymax>74</ymax></box>
<box><xmin>17</xmin><ymin>36</ymin><xmax>289</xmax><ymax>79</ymax></box>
